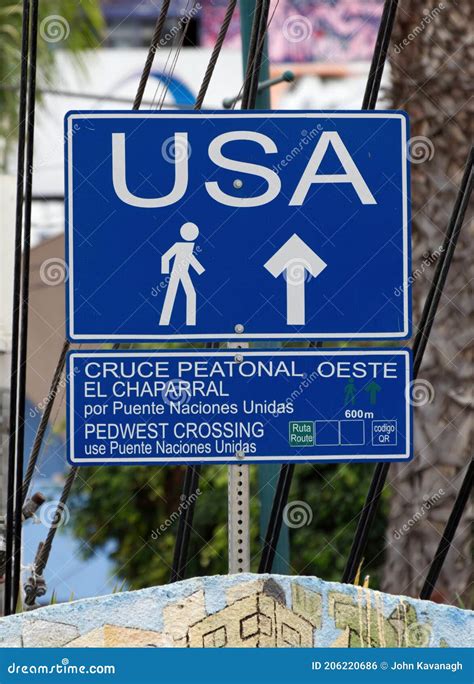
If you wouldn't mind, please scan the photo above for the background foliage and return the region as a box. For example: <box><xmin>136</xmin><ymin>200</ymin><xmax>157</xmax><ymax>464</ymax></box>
<box><xmin>0</xmin><ymin>0</ymin><xmax>103</xmax><ymax>165</ymax></box>
<box><xmin>70</xmin><ymin>463</ymin><xmax>388</xmax><ymax>589</ymax></box>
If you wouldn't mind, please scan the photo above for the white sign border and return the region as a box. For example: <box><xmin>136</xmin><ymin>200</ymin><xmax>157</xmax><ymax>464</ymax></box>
<box><xmin>68</xmin><ymin>349</ymin><xmax>412</xmax><ymax>464</ymax></box>
<box><xmin>66</xmin><ymin>112</ymin><xmax>410</xmax><ymax>341</ymax></box>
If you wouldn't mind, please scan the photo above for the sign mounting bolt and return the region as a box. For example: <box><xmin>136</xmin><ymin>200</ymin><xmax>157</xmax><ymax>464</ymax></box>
<box><xmin>233</xmin><ymin>179</ymin><xmax>243</xmax><ymax>189</ymax></box>
<box><xmin>234</xmin><ymin>353</ymin><xmax>244</xmax><ymax>363</ymax></box>
<box><xmin>236</xmin><ymin>450</ymin><xmax>245</xmax><ymax>460</ymax></box>
<box><xmin>234</xmin><ymin>324</ymin><xmax>244</xmax><ymax>334</ymax></box>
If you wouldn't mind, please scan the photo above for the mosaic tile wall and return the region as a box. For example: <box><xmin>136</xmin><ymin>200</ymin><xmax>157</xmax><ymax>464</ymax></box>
<box><xmin>0</xmin><ymin>574</ymin><xmax>472</xmax><ymax>648</ymax></box>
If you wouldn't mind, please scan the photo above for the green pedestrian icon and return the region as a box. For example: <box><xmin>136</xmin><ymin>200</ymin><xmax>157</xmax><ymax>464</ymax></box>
<box><xmin>365</xmin><ymin>380</ymin><xmax>381</xmax><ymax>405</ymax></box>
<box><xmin>344</xmin><ymin>378</ymin><xmax>357</xmax><ymax>405</ymax></box>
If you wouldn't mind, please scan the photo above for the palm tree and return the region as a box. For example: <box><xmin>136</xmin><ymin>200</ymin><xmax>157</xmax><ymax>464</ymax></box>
<box><xmin>382</xmin><ymin>0</ymin><xmax>473</xmax><ymax>606</ymax></box>
<box><xmin>0</xmin><ymin>0</ymin><xmax>104</xmax><ymax>167</ymax></box>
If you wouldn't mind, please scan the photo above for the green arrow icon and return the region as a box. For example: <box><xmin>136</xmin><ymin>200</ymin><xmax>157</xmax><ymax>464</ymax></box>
<box><xmin>365</xmin><ymin>380</ymin><xmax>381</xmax><ymax>405</ymax></box>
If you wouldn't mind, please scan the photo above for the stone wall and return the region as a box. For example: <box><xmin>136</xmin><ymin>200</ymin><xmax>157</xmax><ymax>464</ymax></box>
<box><xmin>0</xmin><ymin>574</ymin><xmax>472</xmax><ymax>648</ymax></box>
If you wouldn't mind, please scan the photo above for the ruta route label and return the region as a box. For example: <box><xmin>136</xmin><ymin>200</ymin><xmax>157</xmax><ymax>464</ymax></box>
<box><xmin>67</xmin><ymin>349</ymin><xmax>412</xmax><ymax>465</ymax></box>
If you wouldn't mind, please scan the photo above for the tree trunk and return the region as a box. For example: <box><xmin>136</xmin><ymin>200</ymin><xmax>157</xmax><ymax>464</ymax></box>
<box><xmin>382</xmin><ymin>0</ymin><xmax>473</xmax><ymax>606</ymax></box>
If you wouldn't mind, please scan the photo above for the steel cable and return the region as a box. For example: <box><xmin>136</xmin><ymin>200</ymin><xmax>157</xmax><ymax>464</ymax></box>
<box><xmin>19</xmin><ymin>1</ymin><xmax>177</xmax><ymax>607</ymax></box>
<box><xmin>133</xmin><ymin>0</ymin><xmax>172</xmax><ymax>110</ymax></box>
<box><xmin>4</xmin><ymin>0</ymin><xmax>32</xmax><ymax>617</ymax></box>
<box><xmin>342</xmin><ymin>146</ymin><xmax>473</xmax><ymax>585</ymax></box>
<box><xmin>21</xmin><ymin>0</ymin><xmax>176</xmax><ymax>505</ymax></box>
<box><xmin>194</xmin><ymin>0</ymin><xmax>237</xmax><ymax>110</ymax></box>
<box><xmin>258</xmin><ymin>0</ymin><xmax>400</xmax><ymax>575</ymax></box>
<box><xmin>12</xmin><ymin>0</ymin><xmax>40</xmax><ymax>613</ymax></box>
<box><xmin>169</xmin><ymin>0</ymin><xmax>274</xmax><ymax>582</ymax></box>
<box><xmin>419</xmin><ymin>459</ymin><xmax>473</xmax><ymax>600</ymax></box>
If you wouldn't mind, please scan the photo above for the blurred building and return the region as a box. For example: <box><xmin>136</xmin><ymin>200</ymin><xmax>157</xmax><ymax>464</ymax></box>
<box><xmin>200</xmin><ymin>0</ymin><xmax>384</xmax><ymax>63</ymax></box>
<box><xmin>0</xmin><ymin>176</ymin><xmax>15</xmax><ymax>535</ymax></box>
<box><xmin>101</xmin><ymin>0</ymin><xmax>199</xmax><ymax>47</ymax></box>
<box><xmin>99</xmin><ymin>0</ymin><xmax>384</xmax><ymax>63</ymax></box>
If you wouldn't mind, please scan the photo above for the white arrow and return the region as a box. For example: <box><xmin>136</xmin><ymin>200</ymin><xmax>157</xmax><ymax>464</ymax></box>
<box><xmin>264</xmin><ymin>233</ymin><xmax>327</xmax><ymax>326</ymax></box>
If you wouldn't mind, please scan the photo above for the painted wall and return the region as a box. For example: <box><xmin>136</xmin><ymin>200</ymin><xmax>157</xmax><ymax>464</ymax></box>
<box><xmin>0</xmin><ymin>574</ymin><xmax>472</xmax><ymax>648</ymax></box>
<box><xmin>200</xmin><ymin>0</ymin><xmax>384</xmax><ymax>63</ymax></box>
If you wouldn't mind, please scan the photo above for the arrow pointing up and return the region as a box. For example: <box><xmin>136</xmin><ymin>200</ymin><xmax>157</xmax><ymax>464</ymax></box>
<box><xmin>264</xmin><ymin>233</ymin><xmax>327</xmax><ymax>326</ymax></box>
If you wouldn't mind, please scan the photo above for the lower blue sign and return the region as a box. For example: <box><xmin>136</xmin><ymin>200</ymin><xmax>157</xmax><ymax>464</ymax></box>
<box><xmin>67</xmin><ymin>349</ymin><xmax>412</xmax><ymax>465</ymax></box>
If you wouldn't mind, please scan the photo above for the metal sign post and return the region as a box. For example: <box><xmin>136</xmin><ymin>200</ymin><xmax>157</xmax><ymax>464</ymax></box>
<box><xmin>226</xmin><ymin>341</ymin><xmax>250</xmax><ymax>574</ymax></box>
<box><xmin>228</xmin><ymin>457</ymin><xmax>250</xmax><ymax>574</ymax></box>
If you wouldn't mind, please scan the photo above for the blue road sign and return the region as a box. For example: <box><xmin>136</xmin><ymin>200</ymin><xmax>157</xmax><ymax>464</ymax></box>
<box><xmin>65</xmin><ymin>111</ymin><xmax>411</xmax><ymax>342</ymax></box>
<box><xmin>67</xmin><ymin>349</ymin><xmax>412</xmax><ymax>465</ymax></box>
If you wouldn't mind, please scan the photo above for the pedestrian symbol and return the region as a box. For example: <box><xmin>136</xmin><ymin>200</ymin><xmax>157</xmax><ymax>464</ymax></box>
<box><xmin>344</xmin><ymin>378</ymin><xmax>357</xmax><ymax>405</ymax></box>
<box><xmin>159</xmin><ymin>222</ymin><xmax>205</xmax><ymax>327</ymax></box>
